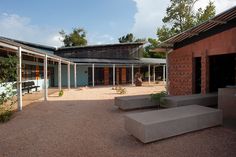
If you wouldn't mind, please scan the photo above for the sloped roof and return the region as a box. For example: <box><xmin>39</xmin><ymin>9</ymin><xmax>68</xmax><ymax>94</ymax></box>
<box><xmin>0</xmin><ymin>36</ymin><xmax>56</xmax><ymax>54</ymax></box>
<box><xmin>160</xmin><ymin>6</ymin><xmax>236</xmax><ymax>48</ymax></box>
<box><xmin>69</xmin><ymin>58</ymin><xmax>166</xmax><ymax>65</ymax></box>
<box><xmin>0</xmin><ymin>37</ymin><xmax>71</xmax><ymax>62</ymax></box>
<box><xmin>58</xmin><ymin>42</ymin><xmax>144</xmax><ymax>50</ymax></box>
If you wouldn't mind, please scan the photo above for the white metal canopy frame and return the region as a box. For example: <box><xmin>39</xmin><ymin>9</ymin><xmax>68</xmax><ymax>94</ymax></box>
<box><xmin>0</xmin><ymin>39</ymin><xmax>74</xmax><ymax>111</ymax></box>
<box><xmin>0</xmin><ymin>37</ymin><xmax>166</xmax><ymax>111</ymax></box>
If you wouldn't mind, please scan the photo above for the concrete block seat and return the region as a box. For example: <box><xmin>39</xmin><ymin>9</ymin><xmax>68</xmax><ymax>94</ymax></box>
<box><xmin>161</xmin><ymin>93</ymin><xmax>218</xmax><ymax>108</ymax></box>
<box><xmin>125</xmin><ymin>105</ymin><xmax>222</xmax><ymax>143</ymax></box>
<box><xmin>114</xmin><ymin>94</ymin><xmax>156</xmax><ymax>110</ymax></box>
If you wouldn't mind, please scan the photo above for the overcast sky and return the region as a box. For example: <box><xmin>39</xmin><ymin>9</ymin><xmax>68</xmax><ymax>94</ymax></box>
<box><xmin>0</xmin><ymin>0</ymin><xmax>235</xmax><ymax>46</ymax></box>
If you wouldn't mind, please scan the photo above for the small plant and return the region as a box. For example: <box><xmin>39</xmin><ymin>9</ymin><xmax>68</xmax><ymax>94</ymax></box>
<box><xmin>150</xmin><ymin>91</ymin><xmax>168</xmax><ymax>108</ymax></box>
<box><xmin>0</xmin><ymin>110</ymin><xmax>13</xmax><ymax>123</ymax></box>
<box><xmin>112</xmin><ymin>86</ymin><xmax>117</xmax><ymax>90</ymax></box>
<box><xmin>58</xmin><ymin>90</ymin><xmax>64</xmax><ymax>97</ymax></box>
<box><xmin>0</xmin><ymin>55</ymin><xmax>17</xmax><ymax>123</ymax></box>
<box><xmin>116</xmin><ymin>86</ymin><xmax>127</xmax><ymax>94</ymax></box>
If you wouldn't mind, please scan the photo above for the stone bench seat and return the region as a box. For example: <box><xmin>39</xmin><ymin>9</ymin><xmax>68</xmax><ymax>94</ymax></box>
<box><xmin>125</xmin><ymin>105</ymin><xmax>222</xmax><ymax>143</ymax></box>
<box><xmin>114</xmin><ymin>94</ymin><xmax>156</xmax><ymax>110</ymax></box>
<box><xmin>161</xmin><ymin>93</ymin><xmax>218</xmax><ymax>108</ymax></box>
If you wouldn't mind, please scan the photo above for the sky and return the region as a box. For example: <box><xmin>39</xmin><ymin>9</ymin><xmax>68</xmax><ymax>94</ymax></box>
<box><xmin>0</xmin><ymin>0</ymin><xmax>235</xmax><ymax>47</ymax></box>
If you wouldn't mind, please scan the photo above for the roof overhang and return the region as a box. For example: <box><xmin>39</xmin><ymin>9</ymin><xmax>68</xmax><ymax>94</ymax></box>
<box><xmin>159</xmin><ymin>6</ymin><xmax>236</xmax><ymax>48</ymax></box>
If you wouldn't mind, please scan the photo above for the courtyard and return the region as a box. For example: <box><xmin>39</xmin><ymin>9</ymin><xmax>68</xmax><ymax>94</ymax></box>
<box><xmin>0</xmin><ymin>85</ymin><xmax>236</xmax><ymax>157</ymax></box>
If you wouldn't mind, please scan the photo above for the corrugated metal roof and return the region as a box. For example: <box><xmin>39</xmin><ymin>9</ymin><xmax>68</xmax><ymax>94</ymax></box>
<box><xmin>0</xmin><ymin>37</ymin><xmax>71</xmax><ymax>62</ymax></box>
<box><xmin>160</xmin><ymin>6</ymin><xmax>236</xmax><ymax>48</ymax></box>
<box><xmin>0</xmin><ymin>36</ymin><xmax>56</xmax><ymax>53</ymax></box>
<box><xmin>69</xmin><ymin>58</ymin><xmax>166</xmax><ymax>65</ymax></box>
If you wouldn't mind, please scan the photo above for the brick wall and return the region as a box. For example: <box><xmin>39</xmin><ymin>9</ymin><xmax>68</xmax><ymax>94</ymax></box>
<box><xmin>168</xmin><ymin>27</ymin><xmax>236</xmax><ymax>96</ymax></box>
<box><xmin>168</xmin><ymin>48</ymin><xmax>193</xmax><ymax>95</ymax></box>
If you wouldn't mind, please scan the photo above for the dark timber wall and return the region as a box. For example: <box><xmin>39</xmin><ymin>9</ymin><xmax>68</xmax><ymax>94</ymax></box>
<box><xmin>55</xmin><ymin>44</ymin><xmax>143</xmax><ymax>60</ymax></box>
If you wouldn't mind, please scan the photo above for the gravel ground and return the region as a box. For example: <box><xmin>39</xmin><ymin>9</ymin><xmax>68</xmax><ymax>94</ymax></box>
<box><xmin>0</xmin><ymin>85</ymin><xmax>236</xmax><ymax>157</ymax></box>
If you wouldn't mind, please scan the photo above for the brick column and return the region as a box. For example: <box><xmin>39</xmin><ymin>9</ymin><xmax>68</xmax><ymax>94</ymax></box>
<box><xmin>201</xmin><ymin>50</ymin><xmax>209</xmax><ymax>94</ymax></box>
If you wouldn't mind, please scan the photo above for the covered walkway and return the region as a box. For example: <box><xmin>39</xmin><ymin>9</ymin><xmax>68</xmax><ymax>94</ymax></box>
<box><xmin>0</xmin><ymin>37</ymin><xmax>166</xmax><ymax>111</ymax></box>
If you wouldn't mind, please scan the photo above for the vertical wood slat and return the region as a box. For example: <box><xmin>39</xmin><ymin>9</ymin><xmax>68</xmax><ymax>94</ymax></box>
<box><xmin>121</xmin><ymin>67</ymin><xmax>126</xmax><ymax>84</ymax></box>
<box><xmin>104</xmin><ymin>67</ymin><xmax>109</xmax><ymax>85</ymax></box>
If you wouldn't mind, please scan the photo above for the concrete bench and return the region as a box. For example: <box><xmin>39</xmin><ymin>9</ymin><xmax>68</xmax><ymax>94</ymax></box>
<box><xmin>161</xmin><ymin>93</ymin><xmax>218</xmax><ymax>108</ymax></box>
<box><xmin>114</xmin><ymin>95</ymin><xmax>157</xmax><ymax>110</ymax></box>
<box><xmin>125</xmin><ymin>105</ymin><xmax>222</xmax><ymax>143</ymax></box>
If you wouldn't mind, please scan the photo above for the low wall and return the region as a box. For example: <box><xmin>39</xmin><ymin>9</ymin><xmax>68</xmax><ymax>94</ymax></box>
<box><xmin>115</xmin><ymin>94</ymin><xmax>157</xmax><ymax>110</ymax></box>
<box><xmin>218</xmin><ymin>87</ymin><xmax>236</xmax><ymax>124</ymax></box>
<box><xmin>0</xmin><ymin>79</ymin><xmax>49</xmax><ymax>94</ymax></box>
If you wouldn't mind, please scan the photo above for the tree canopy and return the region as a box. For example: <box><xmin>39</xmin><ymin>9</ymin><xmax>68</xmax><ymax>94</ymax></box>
<box><xmin>59</xmin><ymin>27</ymin><xmax>88</xmax><ymax>47</ymax></box>
<box><xmin>144</xmin><ymin>0</ymin><xmax>216</xmax><ymax>59</ymax></box>
<box><xmin>157</xmin><ymin>0</ymin><xmax>216</xmax><ymax>42</ymax></box>
<box><xmin>0</xmin><ymin>55</ymin><xmax>17</xmax><ymax>122</ymax></box>
<box><xmin>118</xmin><ymin>33</ymin><xmax>146</xmax><ymax>43</ymax></box>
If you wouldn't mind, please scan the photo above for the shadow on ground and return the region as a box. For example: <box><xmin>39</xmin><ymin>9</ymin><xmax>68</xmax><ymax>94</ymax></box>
<box><xmin>0</xmin><ymin>98</ymin><xmax>236</xmax><ymax>157</ymax></box>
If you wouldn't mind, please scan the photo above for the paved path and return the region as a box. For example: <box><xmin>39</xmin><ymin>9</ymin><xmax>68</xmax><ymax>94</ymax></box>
<box><xmin>0</xmin><ymin>86</ymin><xmax>236</xmax><ymax>157</ymax></box>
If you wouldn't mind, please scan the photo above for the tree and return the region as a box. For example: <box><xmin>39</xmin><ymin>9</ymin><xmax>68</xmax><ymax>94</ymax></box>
<box><xmin>0</xmin><ymin>55</ymin><xmax>17</xmax><ymax>122</ymax></box>
<box><xmin>119</xmin><ymin>33</ymin><xmax>134</xmax><ymax>43</ymax></box>
<box><xmin>59</xmin><ymin>27</ymin><xmax>87</xmax><ymax>47</ymax></box>
<box><xmin>144</xmin><ymin>38</ymin><xmax>166</xmax><ymax>58</ymax></box>
<box><xmin>144</xmin><ymin>0</ymin><xmax>216</xmax><ymax>59</ymax></box>
<box><xmin>156</xmin><ymin>25</ymin><xmax>175</xmax><ymax>42</ymax></box>
<box><xmin>118</xmin><ymin>33</ymin><xmax>146</xmax><ymax>43</ymax></box>
<box><xmin>196</xmin><ymin>1</ymin><xmax>215</xmax><ymax>24</ymax></box>
<box><xmin>157</xmin><ymin>0</ymin><xmax>216</xmax><ymax>42</ymax></box>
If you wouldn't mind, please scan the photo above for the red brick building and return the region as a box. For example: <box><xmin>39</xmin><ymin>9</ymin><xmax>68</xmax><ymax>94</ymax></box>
<box><xmin>161</xmin><ymin>6</ymin><xmax>236</xmax><ymax>96</ymax></box>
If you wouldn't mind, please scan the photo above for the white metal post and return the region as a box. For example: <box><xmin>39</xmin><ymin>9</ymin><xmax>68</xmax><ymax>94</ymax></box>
<box><xmin>44</xmin><ymin>54</ymin><xmax>48</xmax><ymax>101</ymax></box>
<box><xmin>153</xmin><ymin>65</ymin><xmax>156</xmax><ymax>83</ymax></box>
<box><xmin>68</xmin><ymin>63</ymin><xmax>70</xmax><ymax>89</ymax></box>
<box><xmin>131</xmin><ymin>64</ymin><xmax>134</xmax><ymax>85</ymax></box>
<box><xmin>148</xmin><ymin>64</ymin><xmax>151</xmax><ymax>84</ymax></box>
<box><xmin>17</xmin><ymin>47</ymin><xmax>22</xmax><ymax>111</ymax></box>
<box><xmin>163</xmin><ymin>65</ymin><xmax>166</xmax><ymax>84</ymax></box>
<box><xmin>113</xmin><ymin>64</ymin><xmax>115</xmax><ymax>86</ymax></box>
<box><xmin>92</xmin><ymin>64</ymin><xmax>95</xmax><ymax>87</ymax></box>
<box><xmin>74</xmin><ymin>64</ymin><xmax>77</xmax><ymax>88</ymax></box>
<box><xmin>58</xmin><ymin>59</ymin><xmax>61</xmax><ymax>91</ymax></box>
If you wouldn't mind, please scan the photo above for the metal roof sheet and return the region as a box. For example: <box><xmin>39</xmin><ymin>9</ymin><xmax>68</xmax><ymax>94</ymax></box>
<box><xmin>58</xmin><ymin>42</ymin><xmax>144</xmax><ymax>50</ymax></box>
<box><xmin>160</xmin><ymin>6</ymin><xmax>236</xmax><ymax>48</ymax></box>
<box><xmin>69</xmin><ymin>58</ymin><xmax>166</xmax><ymax>65</ymax></box>
<box><xmin>0</xmin><ymin>37</ymin><xmax>71</xmax><ymax>62</ymax></box>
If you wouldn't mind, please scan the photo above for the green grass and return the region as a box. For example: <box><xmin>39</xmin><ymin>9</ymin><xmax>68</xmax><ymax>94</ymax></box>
<box><xmin>0</xmin><ymin>110</ymin><xmax>13</xmax><ymax>123</ymax></box>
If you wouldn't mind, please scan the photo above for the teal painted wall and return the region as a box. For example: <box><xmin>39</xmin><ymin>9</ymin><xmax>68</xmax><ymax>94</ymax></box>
<box><xmin>61</xmin><ymin>65</ymin><xmax>68</xmax><ymax>87</ymax></box>
<box><xmin>77</xmin><ymin>66</ymin><xmax>88</xmax><ymax>86</ymax></box>
<box><xmin>60</xmin><ymin>65</ymin><xmax>88</xmax><ymax>87</ymax></box>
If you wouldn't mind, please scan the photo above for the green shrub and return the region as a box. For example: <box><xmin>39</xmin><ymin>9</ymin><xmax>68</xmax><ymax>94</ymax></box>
<box><xmin>112</xmin><ymin>86</ymin><xmax>118</xmax><ymax>90</ymax></box>
<box><xmin>116</xmin><ymin>86</ymin><xmax>127</xmax><ymax>94</ymax></box>
<box><xmin>58</xmin><ymin>90</ymin><xmax>64</xmax><ymax>97</ymax></box>
<box><xmin>0</xmin><ymin>110</ymin><xmax>13</xmax><ymax>123</ymax></box>
<box><xmin>0</xmin><ymin>55</ymin><xmax>17</xmax><ymax>123</ymax></box>
<box><xmin>150</xmin><ymin>91</ymin><xmax>167</xmax><ymax>107</ymax></box>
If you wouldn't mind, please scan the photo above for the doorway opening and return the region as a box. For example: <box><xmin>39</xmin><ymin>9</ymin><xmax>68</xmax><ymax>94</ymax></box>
<box><xmin>209</xmin><ymin>53</ymin><xmax>236</xmax><ymax>92</ymax></box>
